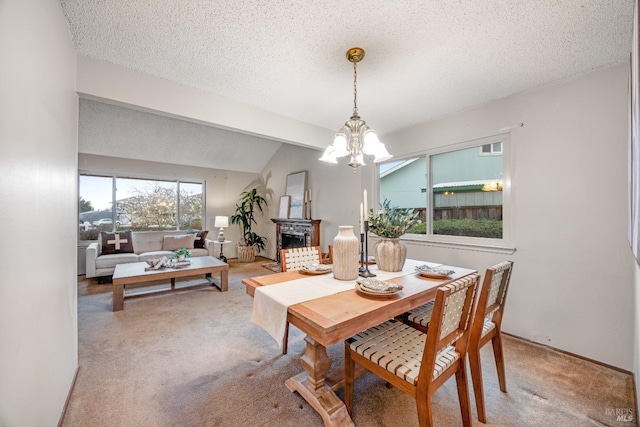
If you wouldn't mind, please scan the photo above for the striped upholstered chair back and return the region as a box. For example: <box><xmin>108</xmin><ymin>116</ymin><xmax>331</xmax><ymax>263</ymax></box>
<box><xmin>420</xmin><ymin>273</ymin><xmax>480</xmax><ymax>385</ymax></box>
<box><xmin>468</xmin><ymin>260</ymin><xmax>514</xmax><ymax>423</ymax></box>
<box><xmin>280</xmin><ymin>246</ymin><xmax>322</xmax><ymax>272</ymax></box>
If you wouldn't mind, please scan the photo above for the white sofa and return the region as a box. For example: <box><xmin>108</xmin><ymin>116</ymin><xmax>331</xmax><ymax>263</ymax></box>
<box><xmin>86</xmin><ymin>230</ymin><xmax>216</xmax><ymax>279</ymax></box>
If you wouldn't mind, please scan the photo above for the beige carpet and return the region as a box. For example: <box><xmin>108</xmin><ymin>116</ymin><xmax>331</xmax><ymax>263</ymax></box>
<box><xmin>63</xmin><ymin>258</ymin><xmax>637</xmax><ymax>426</ymax></box>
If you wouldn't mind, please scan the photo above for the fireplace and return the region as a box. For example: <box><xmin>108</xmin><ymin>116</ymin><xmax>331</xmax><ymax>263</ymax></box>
<box><xmin>271</xmin><ymin>218</ymin><xmax>321</xmax><ymax>262</ymax></box>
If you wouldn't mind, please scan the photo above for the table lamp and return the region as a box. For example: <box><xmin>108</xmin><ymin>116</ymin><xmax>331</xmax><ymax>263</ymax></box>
<box><xmin>214</xmin><ymin>216</ymin><xmax>229</xmax><ymax>242</ymax></box>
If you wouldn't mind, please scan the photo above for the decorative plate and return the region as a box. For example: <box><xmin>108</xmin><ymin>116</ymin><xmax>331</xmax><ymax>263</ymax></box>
<box><xmin>355</xmin><ymin>278</ymin><xmax>403</xmax><ymax>297</ymax></box>
<box><xmin>415</xmin><ymin>265</ymin><xmax>455</xmax><ymax>278</ymax></box>
<box><xmin>355</xmin><ymin>282</ymin><xmax>402</xmax><ymax>297</ymax></box>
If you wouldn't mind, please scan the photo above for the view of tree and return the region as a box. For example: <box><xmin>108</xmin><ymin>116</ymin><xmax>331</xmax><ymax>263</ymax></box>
<box><xmin>118</xmin><ymin>183</ymin><xmax>203</xmax><ymax>230</ymax></box>
<box><xmin>79</xmin><ymin>197</ymin><xmax>93</xmax><ymax>213</ymax></box>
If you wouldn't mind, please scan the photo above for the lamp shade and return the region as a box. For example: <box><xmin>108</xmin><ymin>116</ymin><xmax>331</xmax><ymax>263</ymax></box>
<box><xmin>214</xmin><ymin>216</ymin><xmax>229</xmax><ymax>228</ymax></box>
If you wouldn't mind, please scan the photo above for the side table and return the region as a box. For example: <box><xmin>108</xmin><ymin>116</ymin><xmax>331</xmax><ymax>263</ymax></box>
<box><xmin>215</xmin><ymin>240</ymin><xmax>232</xmax><ymax>263</ymax></box>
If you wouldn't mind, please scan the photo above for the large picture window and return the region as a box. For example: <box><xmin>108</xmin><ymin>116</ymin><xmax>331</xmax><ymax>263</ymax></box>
<box><xmin>377</xmin><ymin>134</ymin><xmax>510</xmax><ymax>246</ymax></box>
<box><xmin>79</xmin><ymin>174</ymin><xmax>205</xmax><ymax>240</ymax></box>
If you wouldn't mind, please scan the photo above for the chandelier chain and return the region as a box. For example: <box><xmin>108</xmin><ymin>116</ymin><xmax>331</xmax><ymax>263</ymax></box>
<box><xmin>353</xmin><ymin>61</ymin><xmax>358</xmax><ymax>115</ymax></box>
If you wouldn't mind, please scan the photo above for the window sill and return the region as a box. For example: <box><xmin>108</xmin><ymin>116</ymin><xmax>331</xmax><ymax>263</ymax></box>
<box><xmin>369</xmin><ymin>235</ymin><xmax>516</xmax><ymax>255</ymax></box>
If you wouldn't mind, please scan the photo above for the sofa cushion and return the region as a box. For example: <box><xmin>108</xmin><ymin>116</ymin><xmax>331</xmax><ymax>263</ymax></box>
<box><xmin>138</xmin><ymin>251</ymin><xmax>175</xmax><ymax>262</ymax></box>
<box><xmin>190</xmin><ymin>230</ymin><xmax>209</xmax><ymax>248</ymax></box>
<box><xmin>162</xmin><ymin>234</ymin><xmax>195</xmax><ymax>251</ymax></box>
<box><xmin>95</xmin><ymin>253</ymin><xmax>140</xmax><ymax>269</ymax></box>
<box><xmin>100</xmin><ymin>231</ymin><xmax>134</xmax><ymax>255</ymax></box>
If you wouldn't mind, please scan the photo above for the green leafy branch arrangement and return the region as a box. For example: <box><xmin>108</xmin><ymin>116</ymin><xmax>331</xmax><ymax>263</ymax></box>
<box><xmin>368</xmin><ymin>199</ymin><xmax>422</xmax><ymax>238</ymax></box>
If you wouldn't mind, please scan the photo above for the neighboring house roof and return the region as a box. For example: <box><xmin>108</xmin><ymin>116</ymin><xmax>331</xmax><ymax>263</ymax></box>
<box><xmin>380</xmin><ymin>158</ymin><xmax>419</xmax><ymax>178</ymax></box>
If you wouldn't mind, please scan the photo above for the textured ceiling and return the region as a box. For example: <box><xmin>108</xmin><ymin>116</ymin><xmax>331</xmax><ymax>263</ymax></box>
<box><xmin>61</xmin><ymin>0</ymin><xmax>634</xmax><ymax>139</ymax></box>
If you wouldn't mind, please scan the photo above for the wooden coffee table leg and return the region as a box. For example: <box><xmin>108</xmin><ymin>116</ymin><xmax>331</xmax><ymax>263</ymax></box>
<box><xmin>285</xmin><ymin>335</ymin><xmax>354</xmax><ymax>427</ymax></box>
<box><xmin>113</xmin><ymin>282</ymin><xmax>124</xmax><ymax>312</ymax></box>
<box><xmin>220</xmin><ymin>269</ymin><xmax>228</xmax><ymax>292</ymax></box>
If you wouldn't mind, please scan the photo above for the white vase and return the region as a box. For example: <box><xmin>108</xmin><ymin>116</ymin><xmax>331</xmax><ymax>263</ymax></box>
<box><xmin>332</xmin><ymin>226</ymin><xmax>359</xmax><ymax>280</ymax></box>
<box><xmin>375</xmin><ymin>238</ymin><xmax>407</xmax><ymax>272</ymax></box>
<box><xmin>177</xmin><ymin>254</ymin><xmax>185</xmax><ymax>262</ymax></box>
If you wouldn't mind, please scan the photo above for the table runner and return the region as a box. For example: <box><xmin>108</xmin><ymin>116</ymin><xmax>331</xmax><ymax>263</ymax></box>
<box><xmin>250</xmin><ymin>259</ymin><xmax>438</xmax><ymax>349</ymax></box>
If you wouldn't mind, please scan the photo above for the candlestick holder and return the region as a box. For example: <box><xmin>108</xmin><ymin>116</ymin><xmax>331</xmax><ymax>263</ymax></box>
<box><xmin>359</xmin><ymin>232</ymin><xmax>366</xmax><ymax>273</ymax></box>
<box><xmin>359</xmin><ymin>220</ymin><xmax>376</xmax><ymax>277</ymax></box>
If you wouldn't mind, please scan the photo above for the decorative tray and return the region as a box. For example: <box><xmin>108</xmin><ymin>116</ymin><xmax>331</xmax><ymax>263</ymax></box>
<box><xmin>415</xmin><ymin>265</ymin><xmax>455</xmax><ymax>279</ymax></box>
<box><xmin>355</xmin><ymin>278</ymin><xmax>403</xmax><ymax>297</ymax></box>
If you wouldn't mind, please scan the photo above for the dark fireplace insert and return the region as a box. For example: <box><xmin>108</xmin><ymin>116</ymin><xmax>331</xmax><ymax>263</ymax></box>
<box><xmin>281</xmin><ymin>232</ymin><xmax>306</xmax><ymax>250</ymax></box>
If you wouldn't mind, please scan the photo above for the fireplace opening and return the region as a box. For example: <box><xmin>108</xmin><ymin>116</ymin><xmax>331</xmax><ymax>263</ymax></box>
<box><xmin>282</xmin><ymin>232</ymin><xmax>306</xmax><ymax>250</ymax></box>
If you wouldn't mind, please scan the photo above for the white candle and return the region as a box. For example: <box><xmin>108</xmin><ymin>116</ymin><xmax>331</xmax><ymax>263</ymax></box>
<box><xmin>360</xmin><ymin>203</ymin><xmax>364</xmax><ymax>234</ymax></box>
<box><xmin>363</xmin><ymin>189</ymin><xmax>368</xmax><ymax>217</ymax></box>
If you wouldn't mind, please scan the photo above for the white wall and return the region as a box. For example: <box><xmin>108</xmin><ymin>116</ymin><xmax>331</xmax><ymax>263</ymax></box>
<box><xmin>0</xmin><ymin>0</ymin><xmax>79</xmax><ymax>425</ymax></box>
<box><xmin>78</xmin><ymin>98</ymin><xmax>283</xmax><ymax>173</ymax></box>
<box><xmin>79</xmin><ymin>154</ymin><xmax>261</xmax><ymax>260</ymax></box>
<box><xmin>259</xmin><ymin>144</ymin><xmax>365</xmax><ymax>259</ymax></box>
<box><xmin>384</xmin><ymin>63</ymin><xmax>634</xmax><ymax>370</ymax></box>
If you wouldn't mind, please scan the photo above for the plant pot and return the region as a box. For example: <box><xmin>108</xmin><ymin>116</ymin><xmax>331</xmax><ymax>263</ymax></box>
<box><xmin>177</xmin><ymin>254</ymin><xmax>185</xmax><ymax>262</ymax></box>
<box><xmin>375</xmin><ymin>238</ymin><xmax>407</xmax><ymax>272</ymax></box>
<box><xmin>237</xmin><ymin>244</ymin><xmax>256</xmax><ymax>263</ymax></box>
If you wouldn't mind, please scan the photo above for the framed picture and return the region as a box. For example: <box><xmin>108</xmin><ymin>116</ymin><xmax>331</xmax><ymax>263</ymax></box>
<box><xmin>285</xmin><ymin>171</ymin><xmax>307</xmax><ymax>219</ymax></box>
<box><xmin>278</xmin><ymin>196</ymin><xmax>291</xmax><ymax>219</ymax></box>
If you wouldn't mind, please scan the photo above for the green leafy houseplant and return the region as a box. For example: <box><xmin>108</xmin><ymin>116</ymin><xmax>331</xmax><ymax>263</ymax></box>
<box><xmin>172</xmin><ymin>248</ymin><xmax>192</xmax><ymax>260</ymax></box>
<box><xmin>230</xmin><ymin>188</ymin><xmax>268</xmax><ymax>261</ymax></box>
<box><xmin>368</xmin><ymin>199</ymin><xmax>422</xmax><ymax>238</ymax></box>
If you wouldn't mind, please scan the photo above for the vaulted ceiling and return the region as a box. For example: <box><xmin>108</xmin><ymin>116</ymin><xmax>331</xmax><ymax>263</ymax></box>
<box><xmin>61</xmin><ymin>0</ymin><xmax>635</xmax><ymax>172</ymax></box>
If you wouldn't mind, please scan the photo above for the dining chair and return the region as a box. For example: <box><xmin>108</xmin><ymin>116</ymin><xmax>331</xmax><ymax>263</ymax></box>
<box><xmin>404</xmin><ymin>261</ymin><xmax>514</xmax><ymax>423</ymax></box>
<box><xmin>344</xmin><ymin>273</ymin><xmax>480</xmax><ymax>427</ymax></box>
<box><xmin>278</xmin><ymin>246</ymin><xmax>322</xmax><ymax>355</ymax></box>
<box><xmin>280</xmin><ymin>246</ymin><xmax>322</xmax><ymax>272</ymax></box>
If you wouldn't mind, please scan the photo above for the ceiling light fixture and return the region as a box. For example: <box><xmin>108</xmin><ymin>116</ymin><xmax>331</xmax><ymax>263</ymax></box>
<box><xmin>319</xmin><ymin>47</ymin><xmax>392</xmax><ymax>171</ymax></box>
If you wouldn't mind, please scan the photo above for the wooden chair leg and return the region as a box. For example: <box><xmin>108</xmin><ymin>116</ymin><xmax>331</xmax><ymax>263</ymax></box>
<box><xmin>492</xmin><ymin>331</ymin><xmax>507</xmax><ymax>392</ymax></box>
<box><xmin>415</xmin><ymin>389</ymin><xmax>434</xmax><ymax>427</ymax></box>
<box><xmin>344</xmin><ymin>342</ymin><xmax>355</xmax><ymax>415</ymax></box>
<box><xmin>468</xmin><ymin>346</ymin><xmax>487</xmax><ymax>423</ymax></box>
<box><xmin>281</xmin><ymin>322</ymin><xmax>289</xmax><ymax>355</ymax></box>
<box><xmin>454</xmin><ymin>363</ymin><xmax>473</xmax><ymax>427</ymax></box>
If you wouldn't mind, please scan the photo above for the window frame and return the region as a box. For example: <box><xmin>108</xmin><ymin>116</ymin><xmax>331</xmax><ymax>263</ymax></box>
<box><xmin>374</xmin><ymin>133</ymin><xmax>514</xmax><ymax>254</ymax></box>
<box><xmin>79</xmin><ymin>171</ymin><xmax>206</xmax><ymax>236</ymax></box>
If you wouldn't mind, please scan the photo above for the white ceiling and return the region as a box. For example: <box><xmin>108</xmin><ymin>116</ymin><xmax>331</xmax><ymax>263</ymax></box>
<box><xmin>61</xmin><ymin>0</ymin><xmax>635</xmax><ymax>163</ymax></box>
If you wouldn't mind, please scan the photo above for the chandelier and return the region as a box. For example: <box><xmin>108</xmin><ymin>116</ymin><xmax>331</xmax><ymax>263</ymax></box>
<box><xmin>319</xmin><ymin>47</ymin><xmax>392</xmax><ymax>170</ymax></box>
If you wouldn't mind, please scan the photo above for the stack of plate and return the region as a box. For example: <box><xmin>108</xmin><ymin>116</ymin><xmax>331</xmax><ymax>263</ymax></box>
<box><xmin>300</xmin><ymin>263</ymin><xmax>332</xmax><ymax>275</ymax></box>
<box><xmin>415</xmin><ymin>265</ymin><xmax>455</xmax><ymax>278</ymax></box>
<box><xmin>355</xmin><ymin>278</ymin><xmax>403</xmax><ymax>297</ymax></box>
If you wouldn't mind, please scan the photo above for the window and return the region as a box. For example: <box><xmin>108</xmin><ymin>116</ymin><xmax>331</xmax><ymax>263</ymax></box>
<box><xmin>79</xmin><ymin>173</ymin><xmax>204</xmax><ymax>240</ymax></box>
<box><xmin>479</xmin><ymin>141</ymin><xmax>503</xmax><ymax>156</ymax></box>
<box><xmin>377</xmin><ymin>134</ymin><xmax>510</xmax><ymax>247</ymax></box>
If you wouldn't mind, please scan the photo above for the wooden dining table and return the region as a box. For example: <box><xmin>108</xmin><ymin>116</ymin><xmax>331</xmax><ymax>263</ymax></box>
<box><xmin>242</xmin><ymin>261</ymin><xmax>476</xmax><ymax>427</ymax></box>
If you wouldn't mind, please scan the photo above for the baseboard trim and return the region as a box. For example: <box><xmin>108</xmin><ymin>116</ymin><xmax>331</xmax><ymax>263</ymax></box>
<box><xmin>58</xmin><ymin>366</ymin><xmax>79</xmax><ymax>427</ymax></box>
<box><xmin>502</xmin><ymin>332</ymin><xmax>632</xmax><ymax>375</ymax></box>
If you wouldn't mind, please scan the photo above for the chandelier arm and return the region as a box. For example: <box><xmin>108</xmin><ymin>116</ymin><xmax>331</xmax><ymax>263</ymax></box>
<box><xmin>353</xmin><ymin>61</ymin><xmax>358</xmax><ymax>116</ymax></box>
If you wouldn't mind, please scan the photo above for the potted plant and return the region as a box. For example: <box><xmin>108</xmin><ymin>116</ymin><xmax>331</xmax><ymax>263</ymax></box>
<box><xmin>368</xmin><ymin>199</ymin><xmax>421</xmax><ymax>271</ymax></box>
<box><xmin>172</xmin><ymin>248</ymin><xmax>192</xmax><ymax>262</ymax></box>
<box><xmin>230</xmin><ymin>188</ymin><xmax>268</xmax><ymax>262</ymax></box>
